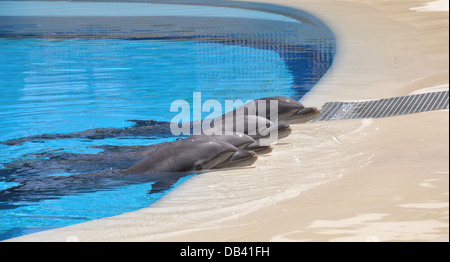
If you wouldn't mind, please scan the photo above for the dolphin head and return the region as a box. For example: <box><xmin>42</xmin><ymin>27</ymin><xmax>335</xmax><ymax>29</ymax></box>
<box><xmin>288</xmin><ymin>106</ymin><xmax>320</xmax><ymax>124</ymax></box>
<box><xmin>192</xmin><ymin>140</ymin><xmax>240</xmax><ymax>171</ymax></box>
<box><xmin>245</xmin><ymin>141</ymin><xmax>273</xmax><ymax>153</ymax></box>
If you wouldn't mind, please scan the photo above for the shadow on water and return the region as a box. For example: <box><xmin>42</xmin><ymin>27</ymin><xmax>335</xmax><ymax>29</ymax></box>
<box><xmin>0</xmin><ymin>169</ymin><xmax>194</xmax><ymax>209</ymax></box>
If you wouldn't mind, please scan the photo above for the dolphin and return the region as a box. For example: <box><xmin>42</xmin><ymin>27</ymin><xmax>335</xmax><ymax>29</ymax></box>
<box><xmin>108</xmin><ymin>138</ymin><xmax>260</xmax><ymax>193</ymax></box>
<box><xmin>201</xmin><ymin>115</ymin><xmax>291</xmax><ymax>140</ymax></box>
<box><xmin>254</xmin><ymin>96</ymin><xmax>320</xmax><ymax>124</ymax></box>
<box><xmin>137</xmin><ymin>132</ymin><xmax>271</xmax><ymax>158</ymax></box>
<box><xmin>219</xmin><ymin>96</ymin><xmax>320</xmax><ymax>125</ymax></box>
<box><xmin>123</xmin><ymin>138</ymin><xmax>257</xmax><ymax>175</ymax></box>
<box><xmin>0</xmin><ymin>136</ymin><xmax>259</xmax><ymax>206</ymax></box>
<box><xmin>0</xmin><ymin>133</ymin><xmax>269</xmax><ymax>181</ymax></box>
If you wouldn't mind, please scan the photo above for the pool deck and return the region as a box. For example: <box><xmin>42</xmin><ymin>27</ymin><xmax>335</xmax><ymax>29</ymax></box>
<box><xmin>7</xmin><ymin>0</ymin><xmax>449</xmax><ymax>242</ymax></box>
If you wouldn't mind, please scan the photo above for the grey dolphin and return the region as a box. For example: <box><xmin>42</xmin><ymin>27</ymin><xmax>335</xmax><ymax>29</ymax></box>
<box><xmin>186</xmin><ymin>133</ymin><xmax>272</xmax><ymax>153</ymax></box>
<box><xmin>0</xmin><ymin>137</ymin><xmax>259</xmax><ymax>205</ymax></box>
<box><xmin>254</xmin><ymin>96</ymin><xmax>320</xmax><ymax>124</ymax></box>
<box><xmin>219</xmin><ymin>96</ymin><xmax>319</xmax><ymax>125</ymax></box>
<box><xmin>136</xmin><ymin>132</ymin><xmax>272</xmax><ymax>158</ymax></box>
<box><xmin>202</xmin><ymin>115</ymin><xmax>291</xmax><ymax>140</ymax></box>
<box><xmin>123</xmin><ymin>138</ymin><xmax>257</xmax><ymax>175</ymax></box>
<box><xmin>0</xmin><ymin>133</ymin><xmax>270</xmax><ymax>182</ymax></box>
<box><xmin>127</xmin><ymin>138</ymin><xmax>260</xmax><ymax>192</ymax></box>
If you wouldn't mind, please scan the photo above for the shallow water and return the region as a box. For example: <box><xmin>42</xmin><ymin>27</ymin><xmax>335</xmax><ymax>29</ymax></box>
<box><xmin>133</xmin><ymin>119</ymin><xmax>377</xmax><ymax>240</ymax></box>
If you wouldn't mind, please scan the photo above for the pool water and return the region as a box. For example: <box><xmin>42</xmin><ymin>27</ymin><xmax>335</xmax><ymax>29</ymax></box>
<box><xmin>0</xmin><ymin>2</ymin><xmax>336</xmax><ymax>241</ymax></box>
<box><xmin>0</xmin><ymin>38</ymin><xmax>300</xmax><ymax>240</ymax></box>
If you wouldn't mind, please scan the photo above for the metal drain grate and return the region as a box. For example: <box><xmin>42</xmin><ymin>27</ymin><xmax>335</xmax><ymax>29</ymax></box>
<box><xmin>314</xmin><ymin>90</ymin><xmax>449</xmax><ymax>122</ymax></box>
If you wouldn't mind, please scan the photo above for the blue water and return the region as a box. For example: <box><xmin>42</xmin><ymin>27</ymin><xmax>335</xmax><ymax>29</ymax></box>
<box><xmin>0</xmin><ymin>38</ymin><xmax>301</xmax><ymax>240</ymax></box>
<box><xmin>0</xmin><ymin>174</ymin><xmax>195</xmax><ymax>239</ymax></box>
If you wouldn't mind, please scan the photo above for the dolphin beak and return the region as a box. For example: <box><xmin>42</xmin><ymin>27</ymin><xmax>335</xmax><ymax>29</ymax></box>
<box><xmin>229</xmin><ymin>150</ymin><xmax>257</xmax><ymax>163</ymax></box>
<box><xmin>245</xmin><ymin>142</ymin><xmax>273</xmax><ymax>153</ymax></box>
<box><xmin>283</xmin><ymin>107</ymin><xmax>320</xmax><ymax>124</ymax></box>
<box><xmin>294</xmin><ymin>107</ymin><xmax>320</xmax><ymax>116</ymax></box>
<box><xmin>213</xmin><ymin>150</ymin><xmax>258</xmax><ymax>169</ymax></box>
